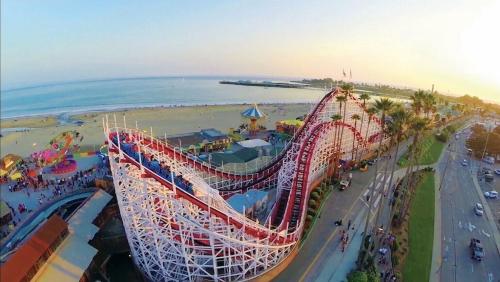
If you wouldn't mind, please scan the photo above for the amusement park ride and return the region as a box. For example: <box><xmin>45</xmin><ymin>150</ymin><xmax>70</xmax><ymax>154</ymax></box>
<box><xmin>104</xmin><ymin>88</ymin><xmax>386</xmax><ymax>281</ymax></box>
<box><xmin>32</xmin><ymin>130</ymin><xmax>82</xmax><ymax>174</ymax></box>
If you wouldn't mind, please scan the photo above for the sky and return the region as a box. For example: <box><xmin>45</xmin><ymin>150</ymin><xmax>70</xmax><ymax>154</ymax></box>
<box><xmin>1</xmin><ymin>0</ymin><xmax>499</xmax><ymax>102</ymax></box>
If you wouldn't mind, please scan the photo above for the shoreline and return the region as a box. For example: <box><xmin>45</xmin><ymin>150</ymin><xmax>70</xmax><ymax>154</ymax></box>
<box><xmin>0</xmin><ymin>101</ymin><xmax>316</xmax><ymax>125</ymax></box>
<box><xmin>0</xmin><ymin>103</ymin><xmax>313</xmax><ymax>157</ymax></box>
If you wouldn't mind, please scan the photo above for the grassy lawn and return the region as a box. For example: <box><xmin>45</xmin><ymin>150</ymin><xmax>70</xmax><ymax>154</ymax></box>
<box><xmin>398</xmin><ymin>135</ymin><xmax>445</xmax><ymax>167</ymax></box>
<box><xmin>403</xmin><ymin>172</ymin><xmax>435</xmax><ymax>282</ymax></box>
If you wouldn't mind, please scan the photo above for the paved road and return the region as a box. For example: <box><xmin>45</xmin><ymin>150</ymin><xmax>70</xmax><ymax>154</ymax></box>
<box><xmin>275</xmin><ymin>141</ymin><xmax>410</xmax><ymax>282</ymax></box>
<box><xmin>438</xmin><ymin>128</ymin><xmax>500</xmax><ymax>282</ymax></box>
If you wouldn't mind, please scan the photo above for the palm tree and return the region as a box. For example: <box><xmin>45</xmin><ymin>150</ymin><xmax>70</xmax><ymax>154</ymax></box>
<box><xmin>351</xmin><ymin>114</ymin><xmax>361</xmax><ymax>160</ymax></box>
<box><xmin>328</xmin><ymin>114</ymin><xmax>343</xmax><ymax>183</ymax></box>
<box><xmin>410</xmin><ymin>90</ymin><xmax>425</xmax><ymax>116</ymax></box>
<box><xmin>357</xmin><ymin>93</ymin><xmax>371</xmax><ymax>161</ymax></box>
<box><xmin>360</xmin><ymin>98</ymin><xmax>393</xmax><ymax>259</ymax></box>
<box><xmin>335</xmin><ymin>93</ymin><xmax>348</xmax><ymax>176</ymax></box>
<box><xmin>423</xmin><ymin>93</ymin><xmax>436</xmax><ymax>118</ymax></box>
<box><xmin>361</xmin><ymin>107</ymin><xmax>379</xmax><ymax>161</ymax></box>
<box><xmin>398</xmin><ymin>117</ymin><xmax>431</xmax><ymax>221</ymax></box>
<box><xmin>375</xmin><ymin>108</ymin><xmax>411</xmax><ymax>232</ymax></box>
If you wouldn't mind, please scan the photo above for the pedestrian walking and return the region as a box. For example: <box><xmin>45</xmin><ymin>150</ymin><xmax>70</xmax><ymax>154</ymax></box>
<box><xmin>347</xmin><ymin>219</ymin><xmax>351</xmax><ymax>229</ymax></box>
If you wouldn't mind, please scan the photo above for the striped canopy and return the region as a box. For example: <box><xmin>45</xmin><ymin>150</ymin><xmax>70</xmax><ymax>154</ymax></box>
<box><xmin>241</xmin><ymin>104</ymin><xmax>265</xmax><ymax>119</ymax></box>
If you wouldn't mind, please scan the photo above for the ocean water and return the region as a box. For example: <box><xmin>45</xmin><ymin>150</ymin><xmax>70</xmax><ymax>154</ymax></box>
<box><xmin>0</xmin><ymin>77</ymin><xmax>325</xmax><ymax>119</ymax></box>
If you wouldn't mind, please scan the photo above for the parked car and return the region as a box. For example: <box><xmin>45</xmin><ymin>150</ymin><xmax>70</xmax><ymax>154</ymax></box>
<box><xmin>483</xmin><ymin>156</ymin><xmax>495</xmax><ymax>165</ymax></box>
<box><xmin>482</xmin><ymin>167</ymin><xmax>492</xmax><ymax>174</ymax></box>
<box><xmin>485</xmin><ymin>173</ymin><xmax>494</xmax><ymax>182</ymax></box>
<box><xmin>339</xmin><ymin>179</ymin><xmax>351</xmax><ymax>190</ymax></box>
<box><xmin>474</xmin><ymin>203</ymin><xmax>484</xmax><ymax>216</ymax></box>
<box><xmin>495</xmin><ymin>169</ymin><xmax>500</xmax><ymax>175</ymax></box>
<box><xmin>470</xmin><ymin>238</ymin><xmax>485</xmax><ymax>261</ymax></box>
<box><xmin>461</xmin><ymin>159</ymin><xmax>468</xmax><ymax>166</ymax></box>
<box><xmin>367</xmin><ymin>158</ymin><xmax>378</xmax><ymax>166</ymax></box>
<box><xmin>484</xmin><ymin>191</ymin><xmax>498</xmax><ymax>199</ymax></box>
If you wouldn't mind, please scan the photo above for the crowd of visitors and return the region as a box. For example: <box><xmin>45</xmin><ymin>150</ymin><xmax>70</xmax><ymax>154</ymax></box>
<box><xmin>0</xmin><ymin>154</ymin><xmax>110</xmax><ymax>240</ymax></box>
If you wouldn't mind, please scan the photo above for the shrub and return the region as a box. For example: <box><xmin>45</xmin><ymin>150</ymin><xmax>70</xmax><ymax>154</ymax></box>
<box><xmin>306</xmin><ymin>215</ymin><xmax>313</xmax><ymax>222</ymax></box>
<box><xmin>391</xmin><ymin>254</ymin><xmax>399</xmax><ymax>267</ymax></box>
<box><xmin>308</xmin><ymin>199</ymin><xmax>318</xmax><ymax>208</ymax></box>
<box><xmin>367</xmin><ymin>271</ymin><xmax>381</xmax><ymax>282</ymax></box>
<box><xmin>391</xmin><ymin>240</ymin><xmax>399</xmax><ymax>252</ymax></box>
<box><xmin>347</xmin><ymin>271</ymin><xmax>368</xmax><ymax>282</ymax></box>
<box><xmin>307</xmin><ymin>208</ymin><xmax>316</xmax><ymax>216</ymax></box>
<box><xmin>311</xmin><ymin>192</ymin><xmax>321</xmax><ymax>201</ymax></box>
<box><xmin>435</xmin><ymin>131</ymin><xmax>449</xmax><ymax>143</ymax></box>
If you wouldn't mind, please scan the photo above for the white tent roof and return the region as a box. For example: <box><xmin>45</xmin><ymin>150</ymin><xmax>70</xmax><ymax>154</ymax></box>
<box><xmin>237</xmin><ymin>139</ymin><xmax>271</xmax><ymax>148</ymax></box>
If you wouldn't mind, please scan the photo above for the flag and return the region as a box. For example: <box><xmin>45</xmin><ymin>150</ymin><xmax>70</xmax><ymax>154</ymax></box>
<box><xmin>342</xmin><ymin>69</ymin><xmax>346</xmax><ymax>77</ymax></box>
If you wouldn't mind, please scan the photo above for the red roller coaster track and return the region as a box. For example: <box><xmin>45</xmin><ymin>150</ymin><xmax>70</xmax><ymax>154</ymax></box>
<box><xmin>106</xmin><ymin>87</ymin><xmax>387</xmax><ymax>281</ymax></box>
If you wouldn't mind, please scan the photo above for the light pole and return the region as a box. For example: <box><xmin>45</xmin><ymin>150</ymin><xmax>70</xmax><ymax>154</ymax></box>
<box><xmin>477</xmin><ymin>123</ymin><xmax>492</xmax><ymax>176</ymax></box>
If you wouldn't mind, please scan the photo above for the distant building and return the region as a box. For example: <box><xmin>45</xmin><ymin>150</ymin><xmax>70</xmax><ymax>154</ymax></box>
<box><xmin>167</xmin><ymin>128</ymin><xmax>232</xmax><ymax>154</ymax></box>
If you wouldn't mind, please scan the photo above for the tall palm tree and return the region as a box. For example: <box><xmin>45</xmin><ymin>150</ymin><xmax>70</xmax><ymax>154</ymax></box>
<box><xmin>357</xmin><ymin>93</ymin><xmax>371</xmax><ymax>161</ymax></box>
<box><xmin>328</xmin><ymin>114</ymin><xmax>343</xmax><ymax>182</ymax></box>
<box><xmin>351</xmin><ymin>114</ymin><xmax>361</xmax><ymax>160</ymax></box>
<box><xmin>398</xmin><ymin>117</ymin><xmax>431</xmax><ymax>220</ymax></box>
<box><xmin>363</xmin><ymin>107</ymin><xmax>378</xmax><ymax>149</ymax></box>
<box><xmin>360</xmin><ymin>98</ymin><xmax>393</xmax><ymax>258</ymax></box>
<box><xmin>335</xmin><ymin>93</ymin><xmax>348</xmax><ymax>176</ymax></box>
<box><xmin>375</xmin><ymin>108</ymin><xmax>411</xmax><ymax>232</ymax></box>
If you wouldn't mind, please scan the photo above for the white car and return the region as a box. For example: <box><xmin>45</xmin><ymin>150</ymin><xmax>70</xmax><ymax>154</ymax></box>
<box><xmin>474</xmin><ymin>203</ymin><xmax>484</xmax><ymax>216</ymax></box>
<box><xmin>461</xmin><ymin>159</ymin><xmax>468</xmax><ymax>166</ymax></box>
<box><xmin>495</xmin><ymin>169</ymin><xmax>500</xmax><ymax>175</ymax></box>
<box><xmin>484</xmin><ymin>191</ymin><xmax>498</xmax><ymax>199</ymax></box>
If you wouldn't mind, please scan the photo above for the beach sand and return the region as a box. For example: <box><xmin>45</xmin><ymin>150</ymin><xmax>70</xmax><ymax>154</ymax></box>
<box><xmin>1</xmin><ymin>103</ymin><xmax>312</xmax><ymax>157</ymax></box>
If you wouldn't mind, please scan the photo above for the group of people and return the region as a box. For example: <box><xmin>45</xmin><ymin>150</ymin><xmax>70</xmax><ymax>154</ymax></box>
<box><xmin>1</xmin><ymin>155</ymin><xmax>110</xmax><ymax>240</ymax></box>
<box><xmin>114</xmin><ymin>132</ymin><xmax>194</xmax><ymax>194</ymax></box>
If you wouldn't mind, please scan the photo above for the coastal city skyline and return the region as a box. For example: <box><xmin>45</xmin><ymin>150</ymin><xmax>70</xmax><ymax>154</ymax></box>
<box><xmin>2</xmin><ymin>0</ymin><xmax>500</xmax><ymax>103</ymax></box>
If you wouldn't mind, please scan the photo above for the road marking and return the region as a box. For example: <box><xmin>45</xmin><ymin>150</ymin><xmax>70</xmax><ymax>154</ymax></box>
<box><xmin>363</xmin><ymin>189</ymin><xmax>369</xmax><ymax>198</ymax></box>
<box><xmin>468</xmin><ymin>222</ymin><xmax>476</xmax><ymax>232</ymax></box>
<box><xmin>482</xmin><ymin>229</ymin><xmax>491</xmax><ymax>238</ymax></box>
<box><xmin>471</xmin><ymin>263</ymin><xmax>474</xmax><ymax>273</ymax></box>
<box><xmin>298</xmin><ymin>201</ymin><xmax>363</xmax><ymax>282</ymax></box>
<box><xmin>374</xmin><ymin>194</ymin><xmax>382</xmax><ymax>208</ymax></box>
<box><xmin>375</xmin><ymin>182</ymin><xmax>382</xmax><ymax>191</ymax></box>
<box><xmin>458</xmin><ymin>221</ymin><xmax>462</xmax><ymax>229</ymax></box>
<box><xmin>488</xmin><ymin>272</ymin><xmax>493</xmax><ymax>282</ymax></box>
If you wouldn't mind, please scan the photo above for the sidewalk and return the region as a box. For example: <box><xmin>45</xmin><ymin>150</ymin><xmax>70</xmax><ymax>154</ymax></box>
<box><xmin>314</xmin><ymin>207</ymin><xmax>366</xmax><ymax>281</ymax></box>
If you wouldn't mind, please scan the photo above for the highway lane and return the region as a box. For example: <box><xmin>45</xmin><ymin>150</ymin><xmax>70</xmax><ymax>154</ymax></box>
<box><xmin>439</xmin><ymin>130</ymin><xmax>500</xmax><ymax>282</ymax></box>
